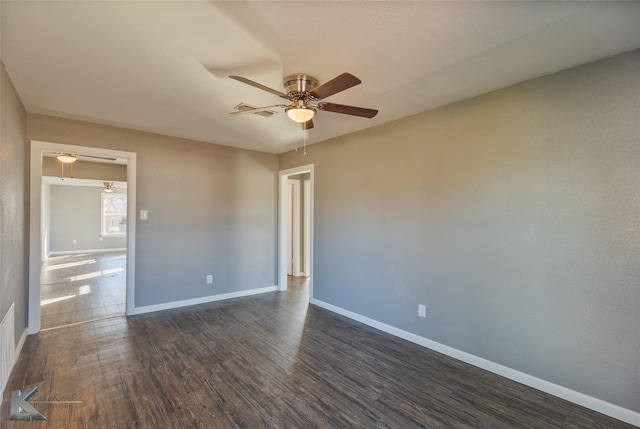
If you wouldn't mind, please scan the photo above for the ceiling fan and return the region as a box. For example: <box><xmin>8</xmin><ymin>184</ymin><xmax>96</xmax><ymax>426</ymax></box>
<box><xmin>229</xmin><ymin>73</ymin><xmax>378</xmax><ymax>129</ymax></box>
<box><xmin>44</xmin><ymin>152</ymin><xmax>119</xmax><ymax>163</ymax></box>
<box><xmin>44</xmin><ymin>152</ymin><xmax>120</xmax><ymax>180</ymax></box>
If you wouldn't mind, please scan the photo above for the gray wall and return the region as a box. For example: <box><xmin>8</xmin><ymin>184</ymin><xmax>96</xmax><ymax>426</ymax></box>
<box><xmin>28</xmin><ymin>114</ymin><xmax>279</xmax><ymax>307</ymax></box>
<box><xmin>0</xmin><ymin>61</ymin><xmax>28</xmax><ymax>348</ymax></box>
<box><xmin>280</xmin><ymin>50</ymin><xmax>640</xmax><ymax>412</ymax></box>
<box><xmin>49</xmin><ymin>185</ymin><xmax>127</xmax><ymax>253</ymax></box>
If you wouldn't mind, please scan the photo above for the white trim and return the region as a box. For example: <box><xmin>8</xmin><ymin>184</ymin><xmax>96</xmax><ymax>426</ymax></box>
<box><xmin>16</xmin><ymin>329</ymin><xmax>27</xmax><ymax>361</ymax></box>
<box><xmin>0</xmin><ymin>328</ymin><xmax>26</xmax><ymax>394</ymax></box>
<box><xmin>278</xmin><ymin>165</ymin><xmax>314</xmax><ymax>297</ymax></box>
<box><xmin>310</xmin><ymin>298</ymin><xmax>640</xmax><ymax>427</ymax></box>
<box><xmin>303</xmin><ymin>179</ymin><xmax>311</xmax><ymax>277</ymax></box>
<box><xmin>130</xmin><ymin>286</ymin><xmax>277</xmax><ymax>315</ymax></box>
<box><xmin>48</xmin><ymin>248</ymin><xmax>127</xmax><ymax>256</ymax></box>
<box><xmin>29</xmin><ymin>140</ymin><xmax>137</xmax><ymax>334</ymax></box>
<box><xmin>287</xmin><ymin>179</ymin><xmax>301</xmax><ymax>277</ymax></box>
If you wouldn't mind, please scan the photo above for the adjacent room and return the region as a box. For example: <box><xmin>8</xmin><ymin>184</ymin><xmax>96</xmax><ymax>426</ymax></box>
<box><xmin>40</xmin><ymin>156</ymin><xmax>128</xmax><ymax>330</ymax></box>
<box><xmin>1</xmin><ymin>2</ymin><xmax>639</xmax><ymax>428</ymax></box>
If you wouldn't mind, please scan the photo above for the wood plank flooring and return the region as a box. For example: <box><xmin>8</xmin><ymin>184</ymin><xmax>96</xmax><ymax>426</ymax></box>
<box><xmin>40</xmin><ymin>251</ymin><xmax>126</xmax><ymax>330</ymax></box>
<box><xmin>1</xmin><ymin>277</ymin><xmax>635</xmax><ymax>428</ymax></box>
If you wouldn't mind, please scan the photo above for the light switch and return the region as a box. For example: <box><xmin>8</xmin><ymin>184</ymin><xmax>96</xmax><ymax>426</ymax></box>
<box><xmin>140</xmin><ymin>210</ymin><xmax>148</xmax><ymax>220</ymax></box>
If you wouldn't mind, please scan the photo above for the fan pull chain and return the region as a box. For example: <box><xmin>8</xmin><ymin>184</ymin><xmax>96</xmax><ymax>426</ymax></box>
<box><xmin>60</xmin><ymin>161</ymin><xmax>64</xmax><ymax>180</ymax></box>
<box><xmin>304</xmin><ymin>129</ymin><xmax>307</xmax><ymax>156</ymax></box>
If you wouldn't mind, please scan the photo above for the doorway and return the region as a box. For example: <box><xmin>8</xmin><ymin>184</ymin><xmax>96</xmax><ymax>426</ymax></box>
<box><xmin>287</xmin><ymin>179</ymin><xmax>300</xmax><ymax>276</ymax></box>
<box><xmin>279</xmin><ymin>165</ymin><xmax>313</xmax><ymax>299</ymax></box>
<box><xmin>28</xmin><ymin>141</ymin><xmax>137</xmax><ymax>334</ymax></box>
<box><xmin>40</xmin><ymin>176</ymin><xmax>128</xmax><ymax>329</ymax></box>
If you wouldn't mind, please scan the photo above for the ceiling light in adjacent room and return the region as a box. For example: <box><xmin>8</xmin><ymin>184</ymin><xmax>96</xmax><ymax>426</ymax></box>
<box><xmin>103</xmin><ymin>182</ymin><xmax>114</xmax><ymax>193</ymax></box>
<box><xmin>56</xmin><ymin>153</ymin><xmax>78</xmax><ymax>163</ymax></box>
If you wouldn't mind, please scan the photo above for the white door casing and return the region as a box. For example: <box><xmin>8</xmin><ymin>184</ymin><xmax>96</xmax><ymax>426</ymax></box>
<box><xmin>29</xmin><ymin>140</ymin><xmax>137</xmax><ymax>333</ymax></box>
<box><xmin>303</xmin><ymin>179</ymin><xmax>311</xmax><ymax>277</ymax></box>
<box><xmin>278</xmin><ymin>165</ymin><xmax>313</xmax><ymax>294</ymax></box>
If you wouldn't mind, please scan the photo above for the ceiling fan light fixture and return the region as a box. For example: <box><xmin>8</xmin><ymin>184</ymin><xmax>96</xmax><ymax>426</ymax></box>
<box><xmin>103</xmin><ymin>182</ymin><xmax>114</xmax><ymax>193</ymax></box>
<box><xmin>286</xmin><ymin>106</ymin><xmax>316</xmax><ymax>123</ymax></box>
<box><xmin>56</xmin><ymin>153</ymin><xmax>78</xmax><ymax>163</ymax></box>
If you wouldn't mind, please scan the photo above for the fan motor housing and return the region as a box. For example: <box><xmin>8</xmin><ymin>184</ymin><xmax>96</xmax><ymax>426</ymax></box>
<box><xmin>283</xmin><ymin>74</ymin><xmax>318</xmax><ymax>96</ymax></box>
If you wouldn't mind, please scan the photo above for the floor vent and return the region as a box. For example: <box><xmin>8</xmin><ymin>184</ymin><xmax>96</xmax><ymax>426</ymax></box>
<box><xmin>1</xmin><ymin>303</ymin><xmax>16</xmax><ymax>392</ymax></box>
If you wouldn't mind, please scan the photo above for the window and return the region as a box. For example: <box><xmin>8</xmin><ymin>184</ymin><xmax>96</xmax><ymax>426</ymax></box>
<box><xmin>101</xmin><ymin>192</ymin><xmax>127</xmax><ymax>236</ymax></box>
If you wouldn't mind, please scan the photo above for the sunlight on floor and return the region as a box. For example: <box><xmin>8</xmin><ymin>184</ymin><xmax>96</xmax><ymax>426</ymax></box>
<box><xmin>40</xmin><ymin>251</ymin><xmax>127</xmax><ymax>330</ymax></box>
<box><xmin>41</xmin><ymin>295</ymin><xmax>76</xmax><ymax>306</ymax></box>
<box><xmin>45</xmin><ymin>258</ymin><xmax>97</xmax><ymax>271</ymax></box>
<box><xmin>278</xmin><ymin>277</ymin><xmax>309</xmax><ymax>373</ymax></box>
<box><xmin>69</xmin><ymin>267</ymin><xmax>124</xmax><ymax>282</ymax></box>
<box><xmin>101</xmin><ymin>254</ymin><xmax>126</xmax><ymax>261</ymax></box>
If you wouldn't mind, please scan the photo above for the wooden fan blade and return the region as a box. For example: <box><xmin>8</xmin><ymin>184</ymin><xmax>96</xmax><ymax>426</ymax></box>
<box><xmin>229</xmin><ymin>104</ymin><xmax>286</xmax><ymax>115</ymax></box>
<box><xmin>319</xmin><ymin>102</ymin><xmax>378</xmax><ymax>118</ymax></box>
<box><xmin>229</xmin><ymin>76</ymin><xmax>288</xmax><ymax>99</ymax></box>
<box><xmin>302</xmin><ymin>119</ymin><xmax>314</xmax><ymax>130</ymax></box>
<box><xmin>310</xmin><ymin>73</ymin><xmax>361</xmax><ymax>100</ymax></box>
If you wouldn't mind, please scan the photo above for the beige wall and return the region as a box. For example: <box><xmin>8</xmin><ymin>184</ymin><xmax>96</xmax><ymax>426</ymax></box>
<box><xmin>0</xmin><ymin>61</ymin><xmax>28</xmax><ymax>348</ymax></box>
<box><xmin>28</xmin><ymin>114</ymin><xmax>279</xmax><ymax>307</ymax></box>
<box><xmin>280</xmin><ymin>50</ymin><xmax>640</xmax><ymax>413</ymax></box>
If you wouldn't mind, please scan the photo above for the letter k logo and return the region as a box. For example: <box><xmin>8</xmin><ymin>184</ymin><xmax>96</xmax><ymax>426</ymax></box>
<box><xmin>10</xmin><ymin>387</ymin><xmax>47</xmax><ymax>421</ymax></box>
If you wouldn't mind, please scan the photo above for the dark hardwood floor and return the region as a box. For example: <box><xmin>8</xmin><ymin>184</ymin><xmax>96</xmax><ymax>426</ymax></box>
<box><xmin>40</xmin><ymin>251</ymin><xmax>126</xmax><ymax>330</ymax></box>
<box><xmin>1</xmin><ymin>276</ymin><xmax>635</xmax><ymax>428</ymax></box>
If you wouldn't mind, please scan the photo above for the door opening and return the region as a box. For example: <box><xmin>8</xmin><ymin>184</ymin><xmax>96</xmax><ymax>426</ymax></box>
<box><xmin>29</xmin><ymin>141</ymin><xmax>137</xmax><ymax>334</ymax></box>
<box><xmin>40</xmin><ymin>175</ymin><xmax>128</xmax><ymax>330</ymax></box>
<box><xmin>278</xmin><ymin>165</ymin><xmax>313</xmax><ymax>300</ymax></box>
<box><xmin>287</xmin><ymin>179</ymin><xmax>301</xmax><ymax>277</ymax></box>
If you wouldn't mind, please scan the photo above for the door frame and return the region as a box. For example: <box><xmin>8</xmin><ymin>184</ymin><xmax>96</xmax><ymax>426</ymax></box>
<box><xmin>278</xmin><ymin>164</ymin><xmax>313</xmax><ymax>295</ymax></box>
<box><xmin>287</xmin><ymin>179</ymin><xmax>301</xmax><ymax>277</ymax></box>
<box><xmin>28</xmin><ymin>140</ymin><xmax>137</xmax><ymax>334</ymax></box>
<box><xmin>303</xmin><ymin>179</ymin><xmax>311</xmax><ymax>277</ymax></box>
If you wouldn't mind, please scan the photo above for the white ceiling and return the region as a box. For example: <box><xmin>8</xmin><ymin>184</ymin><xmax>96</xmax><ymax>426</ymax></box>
<box><xmin>2</xmin><ymin>1</ymin><xmax>640</xmax><ymax>154</ymax></box>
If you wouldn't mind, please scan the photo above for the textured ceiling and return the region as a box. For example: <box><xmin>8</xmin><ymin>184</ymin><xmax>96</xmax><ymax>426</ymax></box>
<box><xmin>2</xmin><ymin>1</ymin><xmax>640</xmax><ymax>154</ymax></box>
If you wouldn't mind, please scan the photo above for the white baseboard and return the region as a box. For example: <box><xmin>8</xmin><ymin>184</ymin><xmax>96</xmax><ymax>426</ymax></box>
<box><xmin>310</xmin><ymin>298</ymin><xmax>640</xmax><ymax>427</ymax></box>
<box><xmin>131</xmin><ymin>286</ymin><xmax>278</xmax><ymax>315</ymax></box>
<box><xmin>48</xmin><ymin>248</ymin><xmax>126</xmax><ymax>256</ymax></box>
<box><xmin>1</xmin><ymin>329</ymin><xmax>27</xmax><ymax>395</ymax></box>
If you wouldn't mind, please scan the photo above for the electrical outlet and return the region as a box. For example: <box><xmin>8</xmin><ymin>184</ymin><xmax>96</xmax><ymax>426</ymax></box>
<box><xmin>206</xmin><ymin>275</ymin><xmax>213</xmax><ymax>284</ymax></box>
<box><xmin>418</xmin><ymin>304</ymin><xmax>426</xmax><ymax>318</ymax></box>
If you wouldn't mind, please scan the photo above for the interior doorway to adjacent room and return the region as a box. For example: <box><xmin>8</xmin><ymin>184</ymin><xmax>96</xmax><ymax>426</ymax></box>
<box><xmin>29</xmin><ymin>141</ymin><xmax>137</xmax><ymax>334</ymax></box>
<box><xmin>40</xmin><ymin>174</ymin><xmax>128</xmax><ymax>329</ymax></box>
<box><xmin>279</xmin><ymin>165</ymin><xmax>313</xmax><ymax>300</ymax></box>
